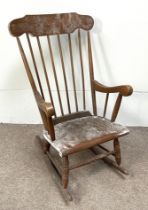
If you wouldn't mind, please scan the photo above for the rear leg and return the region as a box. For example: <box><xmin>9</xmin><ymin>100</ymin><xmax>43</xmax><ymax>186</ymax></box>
<box><xmin>36</xmin><ymin>134</ymin><xmax>50</xmax><ymax>154</ymax></box>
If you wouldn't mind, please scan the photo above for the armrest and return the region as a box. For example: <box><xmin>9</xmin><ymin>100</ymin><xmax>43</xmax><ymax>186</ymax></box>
<box><xmin>93</xmin><ymin>80</ymin><xmax>133</xmax><ymax>96</ymax></box>
<box><xmin>34</xmin><ymin>91</ymin><xmax>55</xmax><ymax>117</ymax></box>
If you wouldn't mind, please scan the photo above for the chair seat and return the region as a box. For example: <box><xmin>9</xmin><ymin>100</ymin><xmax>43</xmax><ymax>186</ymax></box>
<box><xmin>43</xmin><ymin>116</ymin><xmax>129</xmax><ymax>157</ymax></box>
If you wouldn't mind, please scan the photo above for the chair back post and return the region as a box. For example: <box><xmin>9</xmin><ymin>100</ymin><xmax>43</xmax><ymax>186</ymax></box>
<box><xmin>87</xmin><ymin>31</ymin><xmax>97</xmax><ymax>115</ymax></box>
<box><xmin>16</xmin><ymin>37</ymin><xmax>37</xmax><ymax>93</ymax></box>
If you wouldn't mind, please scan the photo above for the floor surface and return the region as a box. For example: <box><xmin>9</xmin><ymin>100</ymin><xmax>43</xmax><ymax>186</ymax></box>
<box><xmin>0</xmin><ymin>124</ymin><xmax>148</xmax><ymax>210</ymax></box>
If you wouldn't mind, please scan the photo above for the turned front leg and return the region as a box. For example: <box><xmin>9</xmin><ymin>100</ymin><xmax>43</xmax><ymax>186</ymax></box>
<box><xmin>114</xmin><ymin>138</ymin><xmax>121</xmax><ymax>165</ymax></box>
<box><xmin>62</xmin><ymin>156</ymin><xmax>69</xmax><ymax>189</ymax></box>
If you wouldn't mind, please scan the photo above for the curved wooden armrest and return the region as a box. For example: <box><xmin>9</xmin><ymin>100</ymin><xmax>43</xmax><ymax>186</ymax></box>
<box><xmin>35</xmin><ymin>91</ymin><xmax>55</xmax><ymax>117</ymax></box>
<box><xmin>93</xmin><ymin>80</ymin><xmax>133</xmax><ymax>96</ymax></box>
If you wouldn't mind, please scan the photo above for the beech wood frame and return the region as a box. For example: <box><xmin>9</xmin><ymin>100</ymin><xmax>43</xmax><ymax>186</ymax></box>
<box><xmin>9</xmin><ymin>13</ymin><xmax>133</xmax><ymax>201</ymax></box>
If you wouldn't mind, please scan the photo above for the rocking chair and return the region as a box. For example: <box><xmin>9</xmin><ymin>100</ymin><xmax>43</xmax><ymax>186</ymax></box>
<box><xmin>9</xmin><ymin>13</ymin><xmax>133</xmax><ymax>200</ymax></box>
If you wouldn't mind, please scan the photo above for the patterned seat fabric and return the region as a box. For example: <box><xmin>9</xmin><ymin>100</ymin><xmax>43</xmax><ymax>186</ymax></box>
<box><xmin>43</xmin><ymin>116</ymin><xmax>129</xmax><ymax>157</ymax></box>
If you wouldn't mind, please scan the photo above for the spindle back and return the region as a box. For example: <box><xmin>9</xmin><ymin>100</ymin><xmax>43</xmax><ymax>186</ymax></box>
<box><xmin>9</xmin><ymin>13</ymin><xmax>97</xmax><ymax>118</ymax></box>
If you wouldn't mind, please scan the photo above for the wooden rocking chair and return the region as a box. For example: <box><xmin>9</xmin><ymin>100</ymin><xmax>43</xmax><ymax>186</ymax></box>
<box><xmin>9</xmin><ymin>13</ymin><xmax>133</xmax><ymax>200</ymax></box>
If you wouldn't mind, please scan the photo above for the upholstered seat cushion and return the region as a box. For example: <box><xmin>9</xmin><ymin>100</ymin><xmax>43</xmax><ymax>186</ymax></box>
<box><xmin>43</xmin><ymin>116</ymin><xmax>129</xmax><ymax>157</ymax></box>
